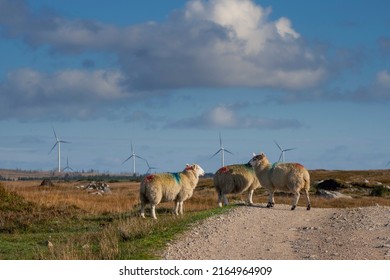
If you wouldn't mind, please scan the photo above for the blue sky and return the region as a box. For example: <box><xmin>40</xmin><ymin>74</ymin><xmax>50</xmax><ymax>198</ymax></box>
<box><xmin>0</xmin><ymin>0</ymin><xmax>389</xmax><ymax>174</ymax></box>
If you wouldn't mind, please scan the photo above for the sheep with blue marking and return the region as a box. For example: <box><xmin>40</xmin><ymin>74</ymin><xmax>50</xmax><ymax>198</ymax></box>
<box><xmin>140</xmin><ymin>164</ymin><xmax>205</xmax><ymax>219</ymax></box>
<box><xmin>214</xmin><ymin>163</ymin><xmax>261</xmax><ymax>207</ymax></box>
<box><xmin>249</xmin><ymin>152</ymin><xmax>311</xmax><ymax>210</ymax></box>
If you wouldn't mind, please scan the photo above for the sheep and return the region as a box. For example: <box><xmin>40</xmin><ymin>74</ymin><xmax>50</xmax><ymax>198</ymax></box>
<box><xmin>249</xmin><ymin>152</ymin><xmax>311</xmax><ymax>210</ymax></box>
<box><xmin>139</xmin><ymin>163</ymin><xmax>205</xmax><ymax>219</ymax></box>
<box><xmin>213</xmin><ymin>163</ymin><xmax>261</xmax><ymax>207</ymax></box>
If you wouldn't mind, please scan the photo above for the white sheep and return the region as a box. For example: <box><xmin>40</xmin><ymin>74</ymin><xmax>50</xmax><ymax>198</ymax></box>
<box><xmin>213</xmin><ymin>164</ymin><xmax>261</xmax><ymax>207</ymax></box>
<box><xmin>139</xmin><ymin>164</ymin><xmax>205</xmax><ymax>219</ymax></box>
<box><xmin>249</xmin><ymin>153</ymin><xmax>311</xmax><ymax>210</ymax></box>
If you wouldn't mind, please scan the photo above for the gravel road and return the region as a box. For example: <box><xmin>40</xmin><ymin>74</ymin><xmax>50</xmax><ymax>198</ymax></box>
<box><xmin>161</xmin><ymin>204</ymin><xmax>390</xmax><ymax>260</ymax></box>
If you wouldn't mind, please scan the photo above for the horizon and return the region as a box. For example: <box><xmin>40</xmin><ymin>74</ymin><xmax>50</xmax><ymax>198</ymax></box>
<box><xmin>0</xmin><ymin>0</ymin><xmax>389</xmax><ymax>174</ymax></box>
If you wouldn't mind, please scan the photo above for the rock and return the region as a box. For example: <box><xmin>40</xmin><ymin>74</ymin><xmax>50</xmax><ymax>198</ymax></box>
<box><xmin>316</xmin><ymin>189</ymin><xmax>352</xmax><ymax>199</ymax></box>
<box><xmin>316</xmin><ymin>179</ymin><xmax>349</xmax><ymax>191</ymax></box>
<box><xmin>78</xmin><ymin>181</ymin><xmax>112</xmax><ymax>195</ymax></box>
<box><xmin>40</xmin><ymin>179</ymin><xmax>54</xmax><ymax>187</ymax></box>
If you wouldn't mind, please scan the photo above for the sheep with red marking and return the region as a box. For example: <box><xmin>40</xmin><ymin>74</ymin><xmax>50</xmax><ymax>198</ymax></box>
<box><xmin>249</xmin><ymin>153</ymin><xmax>311</xmax><ymax>210</ymax></box>
<box><xmin>213</xmin><ymin>164</ymin><xmax>261</xmax><ymax>207</ymax></box>
<box><xmin>140</xmin><ymin>164</ymin><xmax>205</xmax><ymax>219</ymax></box>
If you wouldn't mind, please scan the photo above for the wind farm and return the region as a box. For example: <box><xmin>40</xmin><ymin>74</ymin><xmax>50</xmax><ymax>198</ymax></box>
<box><xmin>1</xmin><ymin>127</ymin><xmax>390</xmax><ymax>262</ymax></box>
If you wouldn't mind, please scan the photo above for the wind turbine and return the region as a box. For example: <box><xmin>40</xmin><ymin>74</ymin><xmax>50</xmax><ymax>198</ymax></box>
<box><xmin>49</xmin><ymin>128</ymin><xmax>70</xmax><ymax>173</ymax></box>
<box><xmin>210</xmin><ymin>132</ymin><xmax>233</xmax><ymax>167</ymax></box>
<box><xmin>274</xmin><ymin>140</ymin><xmax>296</xmax><ymax>163</ymax></box>
<box><xmin>122</xmin><ymin>142</ymin><xmax>145</xmax><ymax>175</ymax></box>
<box><xmin>144</xmin><ymin>159</ymin><xmax>157</xmax><ymax>174</ymax></box>
<box><xmin>63</xmin><ymin>156</ymin><xmax>74</xmax><ymax>172</ymax></box>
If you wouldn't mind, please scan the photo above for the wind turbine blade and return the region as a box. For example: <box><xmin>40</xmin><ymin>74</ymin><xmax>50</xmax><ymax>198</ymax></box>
<box><xmin>52</xmin><ymin>127</ymin><xmax>58</xmax><ymax>140</ymax></box>
<box><xmin>284</xmin><ymin>148</ymin><xmax>296</xmax><ymax>152</ymax></box>
<box><xmin>122</xmin><ymin>155</ymin><xmax>133</xmax><ymax>164</ymax></box>
<box><xmin>135</xmin><ymin>155</ymin><xmax>146</xmax><ymax>160</ymax></box>
<box><xmin>59</xmin><ymin>140</ymin><xmax>71</xmax><ymax>144</ymax></box>
<box><xmin>48</xmin><ymin>142</ymin><xmax>58</xmax><ymax>154</ymax></box>
<box><xmin>219</xmin><ymin>132</ymin><xmax>222</xmax><ymax>147</ymax></box>
<box><xmin>278</xmin><ymin>153</ymin><xmax>283</xmax><ymax>162</ymax></box>
<box><xmin>210</xmin><ymin>149</ymin><xmax>222</xmax><ymax>159</ymax></box>
<box><xmin>274</xmin><ymin>140</ymin><xmax>282</xmax><ymax>151</ymax></box>
<box><xmin>224</xmin><ymin>149</ymin><xmax>234</xmax><ymax>155</ymax></box>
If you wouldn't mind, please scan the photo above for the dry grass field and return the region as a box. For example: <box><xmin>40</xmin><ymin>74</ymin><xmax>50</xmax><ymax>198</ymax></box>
<box><xmin>0</xmin><ymin>169</ymin><xmax>389</xmax><ymax>260</ymax></box>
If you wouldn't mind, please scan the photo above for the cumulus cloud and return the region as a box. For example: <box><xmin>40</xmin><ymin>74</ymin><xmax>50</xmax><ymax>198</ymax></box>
<box><xmin>350</xmin><ymin>70</ymin><xmax>390</xmax><ymax>102</ymax></box>
<box><xmin>119</xmin><ymin>0</ymin><xmax>327</xmax><ymax>91</ymax></box>
<box><xmin>378</xmin><ymin>37</ymin><xmax>390</xmax><ymax>55</ymax></box>
<box><xmin>0</xmin><ymin>0</ymin><xmax>328</xmax><ymax>91</ymax></box>
<box><xmin>0</xmin><ymin>68</ymin><xmax>131</xmax><ymax>120</ymax></box>
<box><xmin>167</xmin><ymin>105</ymin><xmax>303</xmax><ymax>130</ymax></box>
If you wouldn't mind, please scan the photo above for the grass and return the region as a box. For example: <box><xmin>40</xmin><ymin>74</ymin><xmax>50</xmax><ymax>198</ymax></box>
<box><xmin>0</xmin><ymin>169</ymin><xmax>389</xmax><ymax>260</ymax></box>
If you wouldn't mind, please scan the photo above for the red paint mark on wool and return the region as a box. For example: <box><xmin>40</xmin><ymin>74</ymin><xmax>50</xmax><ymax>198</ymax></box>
<box><xmin>146</xmin><ymin>175</ymin><xmax>154</xmax><ymax>181</ymax></box>
<box><xmin>294</xmin><ymin>163</ymin><xmax>305</xmax><ymax>169</ymax></box>
<box><xmin>218</xmin><ymin>167</ymin><xmax>229</xmax><ymax>173</ymax></box>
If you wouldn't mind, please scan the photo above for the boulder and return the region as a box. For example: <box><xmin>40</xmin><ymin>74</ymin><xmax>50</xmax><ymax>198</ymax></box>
<box><xmin>40</xmin><ymin>179</ymin><xmax>54</xmax><ymax>187</ymax></box>
<box><xmin>316</xmin><ymin>189</ymin><xmax>352</xmax><ymax>199</ymax></box>
<box><xmin>316</xmin><ymin>179</ymin><xmax>349</xmax><ymax>191</ymax></box>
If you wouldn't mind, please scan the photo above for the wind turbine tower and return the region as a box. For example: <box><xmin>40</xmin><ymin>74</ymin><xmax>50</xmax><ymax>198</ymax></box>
<box><xmin>49</xmin><ymin>128</ymin><xmax>70</xmax><ymax>173</ymax></box>
<box><xmin>211</xmin><ymin>133</ymin><xmax>233</xmax><ymax>167</ymax></box>
<box><xmin>274</xmin><ymin>140</ymin><xmax>296</xmax><ymax>163</ymax></box>
<box><xmin>122</xmin><ymin>142</ymin><xmax>145</xmax><ymax>175</ymax></box>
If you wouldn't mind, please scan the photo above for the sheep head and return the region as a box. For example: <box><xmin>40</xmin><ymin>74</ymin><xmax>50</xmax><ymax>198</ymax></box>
<box><xmin>185</xmin><ymin>164</ymin><xmax>205</xmax><ymax>177</ymax></box>
<box><xmin>249</xmin><ymin>152</ymin><xmax>268</xmax><ymax>167</ymax></box>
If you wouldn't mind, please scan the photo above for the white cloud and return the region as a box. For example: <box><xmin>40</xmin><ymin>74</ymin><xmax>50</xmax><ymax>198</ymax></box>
<box><xmin>167</xmin><ymin>105</ymin><xmax>303</xmax><ymax>130</ymax></box>
<box><xmin>376</xmin><ymin>70</ymin><xmax>390</xmax><ymax>87</ymax></box>
<box><xmin>0</xmin><ymin>68</ymin><xmax>131</xmax><ymax>120</ymax></box>
<box><xmin>275</xmin><ymin>17</ymin><xmax>300</xmax><ymax>39</ymax></box>
<box><xmin>0</xmin><ymin>0</ymin><xmax>328</xmax><ymax>92</ymax></box>
<box><xmin>209</xmin><ymin>106</ymin><xmax>238</xmax><ymax>127</ymax></box>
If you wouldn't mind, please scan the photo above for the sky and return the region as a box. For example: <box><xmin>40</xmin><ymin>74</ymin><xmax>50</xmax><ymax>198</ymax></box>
<box><xmin>0</xmin><ymin>0</ymin><xmax>389</xmax><ymax>174</ymax></box>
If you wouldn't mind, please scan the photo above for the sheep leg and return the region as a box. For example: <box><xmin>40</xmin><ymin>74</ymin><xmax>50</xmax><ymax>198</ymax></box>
<box><xmin>304</xmin><ymin>189</ymin><xmax>311</xmax><ymax>210</ymax></box>
<box><xmin>247</xmin><ymin>189</ymin><xmax>254</xmax><ymax>205</ymax></box>
<box><xmin>223</xmin><ymin>195</ymin><xmax>228</xmax><ymax>206</ymax></box>
<box><xmin>291</xmin><ymin>191</ymin><xmax>300</xmax><ymax>210</ymax></box>
<box><xmin>174</xmin><ymin>202</ymin><xmax>180</xmax><ymax>215</ymax></box>
<box><xmin>179</xmin><ymin>201</ymin><xmax>184</xmax><ymax>215</ymax></box>
<box><xmin>151</xmin><ymin>204</ymin><xmax>157</xmax><ymax>219</ymax></box>
<box><xmin>140</xmin><ymin>202</ymin><xmax>146</xmax><ymax>218</ymax></box>
<box><xmin>267</xmin><ymin>191</ymin><xmax>275</xmax><ymax>208</ymax></box>
<box><xmin>217</xmin><ymin>192</ymin><xmax>224</xmax><ymax>207</ymax></box>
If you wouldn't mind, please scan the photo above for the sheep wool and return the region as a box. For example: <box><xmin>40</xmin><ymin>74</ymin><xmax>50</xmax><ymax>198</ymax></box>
<box><xmin>140</xmin><ymin>164</ymin><xmax>205</xmax><ymax>219</ymax></box>
<box><xmin>213</xmin><ymin>163</ymin><xmax>261</xmax><ymax>207</ymax></box>
<box><xmin>249</xmin><ymin>153</ymin><xmax>311</xmax><ymax>210</ymax></box>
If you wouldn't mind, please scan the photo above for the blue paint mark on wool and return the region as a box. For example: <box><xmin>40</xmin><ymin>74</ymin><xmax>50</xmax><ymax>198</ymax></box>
<box><xmin>170</xmin><ymin>173</ymin><xmax>181</xmax><ymax>184</ymax></box>
<box><xmin>270</xmin><ymin>162</ymin><xmax>279</xmax><ymax>174</ymax></box>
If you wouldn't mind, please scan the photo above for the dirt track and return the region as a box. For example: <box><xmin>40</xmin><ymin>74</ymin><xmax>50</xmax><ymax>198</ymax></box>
<box><xmin>161</xmin><ymin>204</ymin><xmax>390</xmax><ymax>260</ymax></box>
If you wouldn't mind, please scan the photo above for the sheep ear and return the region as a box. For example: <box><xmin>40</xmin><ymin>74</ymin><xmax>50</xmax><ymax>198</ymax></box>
<box><xmin>252</xmin><ymin>152</ymin><xmax>257</xmax><ymax>156</ymax></box>
<box><xmin>185</xmin><ymin>164</ymin><xmax>193</xmax><ymax>170</ymax></box>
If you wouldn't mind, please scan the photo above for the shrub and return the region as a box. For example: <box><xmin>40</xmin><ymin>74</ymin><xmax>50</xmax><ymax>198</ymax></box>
<box><xmin>370</xmin><ymin>185</ymin><xmax>390</xmax><ymax>197</ymax></box>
